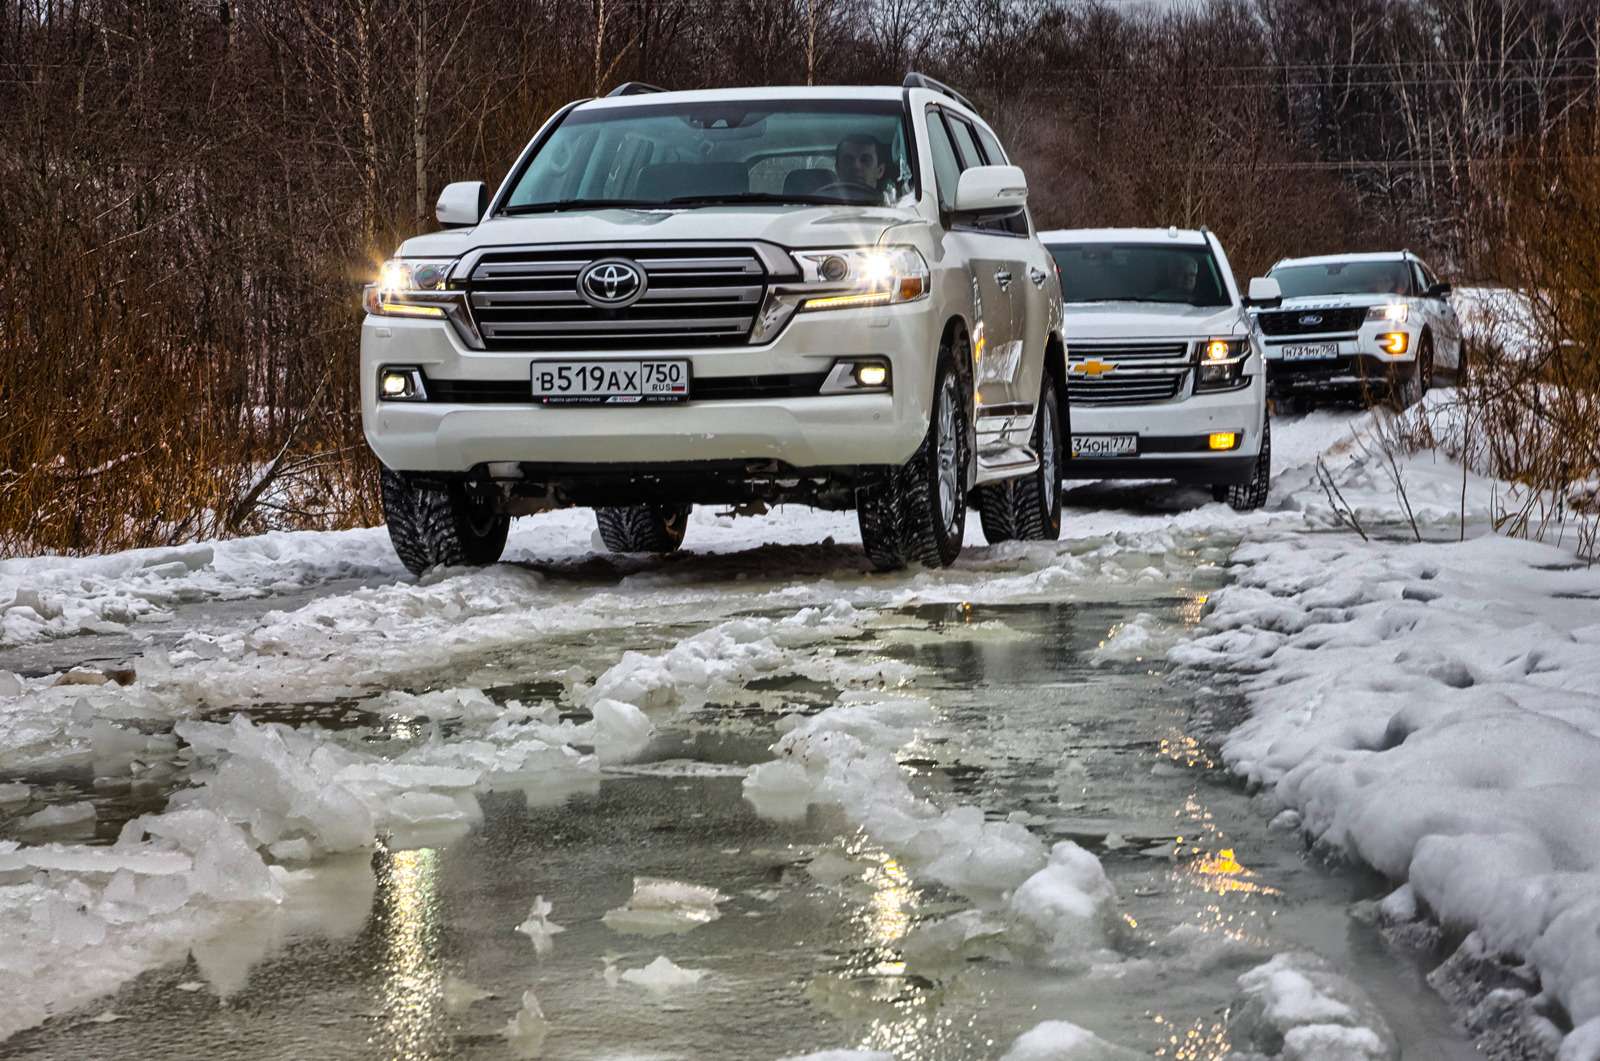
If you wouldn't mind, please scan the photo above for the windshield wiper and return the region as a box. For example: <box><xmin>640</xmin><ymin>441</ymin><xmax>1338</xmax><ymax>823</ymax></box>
<box><xmin>499</xmin><ymin>199</ymin><xmax>664</xmax><ymax>215</ymax></box>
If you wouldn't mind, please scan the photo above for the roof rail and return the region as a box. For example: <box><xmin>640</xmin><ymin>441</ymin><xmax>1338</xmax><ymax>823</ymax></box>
<box><xmin>607</xmin><ymin>82</ymin><xmax>668</xmax><ymax>97</ymax></box>
<box><xmin>903</xmin><ymin>72</ymin><xmax>975</xmax><ymax>112</ymax></box>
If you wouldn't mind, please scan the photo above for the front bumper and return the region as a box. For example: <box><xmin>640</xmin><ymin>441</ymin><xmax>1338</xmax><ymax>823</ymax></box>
<box><xmin>1063</xmin><ymin>378</ymin><xmax>1263</xmax><ymax>483</ymax></box>
<box><xmin>361</xmin><ymin>306</ymin><xmax>941</xmax><ymax>473</ymax></box>
<box><xmin>1263</xmin><ymin>326</ymin><xmax>1417</xmax><ymax>400</ymax></box>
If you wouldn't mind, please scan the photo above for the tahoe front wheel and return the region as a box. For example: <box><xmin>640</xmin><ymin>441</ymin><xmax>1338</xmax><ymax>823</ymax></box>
<box><xmin>976</xmin><ymin>366</ymin><xmax>1064</xmax><ymax>543</ymax></box>
<box><xmin>380</xmin><ymin>465</ymin><xmax>510</xmax><ymax>576</ymax></box>
<box><xmin>857</xmin><ymin>350</ymin><xmax>969</xmax><ymax>571</ymax></box>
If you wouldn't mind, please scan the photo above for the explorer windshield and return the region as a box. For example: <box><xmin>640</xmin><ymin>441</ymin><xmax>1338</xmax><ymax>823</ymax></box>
<box><xmin>503</xmin><ymin>100</ymin><xmax>917</xmax><ymax>212</ymax></box>
<box><xmin>1270</xmin><ymin>261</ymin><xmax>1414</xmax><ymax>297</ymax></box>
<box><xmin>1047</xmin><ymin>243</ymin><xmax>1229</xmax><ymax>307</ymax></box>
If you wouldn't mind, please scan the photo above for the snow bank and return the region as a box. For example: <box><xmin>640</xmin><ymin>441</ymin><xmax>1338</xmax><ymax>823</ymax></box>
<box><xmin>1178</xmin><ymin>531</ymin><xmax>1600</xmax><ymax>1052</ymax></box>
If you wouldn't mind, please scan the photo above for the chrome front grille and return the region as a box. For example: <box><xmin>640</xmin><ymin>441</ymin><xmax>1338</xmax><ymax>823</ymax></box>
<box><xmin>467</xmin><ymin>245</ymin><xmax>767</xmax><ymax>351</ymax></box>
<box><xmin>1067</xmin><ymin>341</ymin><xmax>1191</xmax><ymax>405</ymax></box>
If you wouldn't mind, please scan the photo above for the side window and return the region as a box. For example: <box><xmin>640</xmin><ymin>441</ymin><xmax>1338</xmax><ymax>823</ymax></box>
<box><xmin>946</xmin><ymin>114</ymin><xmax>986</xmax><ymax>170</ymax></box>
<box><xmin>1410</xmin><ymin>262</ymin><xmax>1428</xmax><ymax>297</ymax></box>
<box><xmin>1419</xmin><ymin>262</ymin><xmax>1440</xmax><ymax>294</ymax></box>
<box><xmin>975</xmin><ymin>124</ymin><xmax>1008</xmax><ymax>165</ymax></box>
<box><xmin>947</xmin><ymin>112</ymin><xmax>1028</xmax><ymax>237</ymax></box>
<box><xmin>924</xmin><ymin>109</ymin><xmax>962</xmax><ymax>215</ymax></box>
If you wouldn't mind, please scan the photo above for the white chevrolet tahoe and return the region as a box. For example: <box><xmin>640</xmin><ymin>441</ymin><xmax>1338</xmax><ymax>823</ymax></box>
<box><xmin>363</xmin><ymin>76</ymin><xmax>1066</xmax><ymax>575</ymax></box>
<box><xmin>1259</xmin><ymin>251</ymin><xmax>1464</xmax><ymax>410</ymax></box>
<box><xmin>1040</xmin><ymin>228</ymin><xmax>1276</xmax><ymax>509</ymax></box>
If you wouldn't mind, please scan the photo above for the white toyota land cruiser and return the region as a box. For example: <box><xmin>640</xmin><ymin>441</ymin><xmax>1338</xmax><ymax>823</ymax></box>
<box><xmin>363</xmin><ymin>76</ymin><xmax>1066</xmax><ymax>575</ymax></box>
<box><xmin>1260</xmin><ymin>251</ymin><xmax>1464</xmax><ymax>410</ymax></box>
<box><xmin>1040</xmin><ymin>228</ymin><xmax>1277</xmax><ymax>509</ymax></box>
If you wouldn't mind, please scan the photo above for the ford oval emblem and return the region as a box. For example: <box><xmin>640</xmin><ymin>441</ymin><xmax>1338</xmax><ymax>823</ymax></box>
<box><xmin>1299</xmin><ymin>313</ymin><xmax>1324</xmax><ymax>326</ymax></box>
<box><xmin>578</xmin><ymin>259</ymin><xmax>646</xmax><ymax>307</ymax></box>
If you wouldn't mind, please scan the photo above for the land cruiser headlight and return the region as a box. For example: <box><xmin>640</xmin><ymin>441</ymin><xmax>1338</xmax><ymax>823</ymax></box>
<box><xmin>795</xmin><ymin>247</ymin><xmax>930</xmax><ymax>311</ymax></box>
<box><xmin>363</xmin><ymin>257</ymin><xmax>457</xmax><ymax>319</ymax></box>
<box><xmin>1366</xmin><ymin>303</ymin><xmax>1408</xmax><ymax>323</ymax></box>
<box><xmin>1194</xmin><ymin>338</ymin><xmax>1251</xmax><ymax>393</ymax></box>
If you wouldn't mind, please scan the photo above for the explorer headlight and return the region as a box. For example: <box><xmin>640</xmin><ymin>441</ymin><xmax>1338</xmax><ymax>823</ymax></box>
<box><xmin>794</xmin><ymin>247</ymin><xmax>930</xmax><ymax>311</ymax></box>
<box><xmin>1366</xmin><ymin>303</ymin><xmax>1409</xmax><ymax>323</ymax></box>
<box><xmin>363</xmin><ymin>257</ymin><xmax>458</xmax><ymax>319</ymax></box>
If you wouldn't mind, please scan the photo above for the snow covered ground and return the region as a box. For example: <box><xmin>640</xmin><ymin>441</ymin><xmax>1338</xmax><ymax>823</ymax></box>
<box><xmin>1</xmin><ymin>387</ymin><xmax>1595</xmax><ymax>1058</ymax></box>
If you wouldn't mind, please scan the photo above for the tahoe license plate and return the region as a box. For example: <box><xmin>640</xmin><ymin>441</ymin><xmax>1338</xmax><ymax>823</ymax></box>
<box><xmin>531</xmin><ymin>360</ymin><xmax>690</xmax><ymax>404</ymax></box>
<box><xmin>1071</xmin><ymin>434</ymin><xmax>1139</xmax><ymax>458</ymax></box>
<box><xmin>1281</xmin><ymin>343</ymin><xmax>1339</xmax><ymax>362</ymax></box>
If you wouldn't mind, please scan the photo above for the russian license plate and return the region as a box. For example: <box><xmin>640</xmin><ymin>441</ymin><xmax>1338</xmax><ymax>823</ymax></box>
<box><xmin>1281</xmin><ymin>343</ymin><xmax>1339</xmax><ymax>362</ymax></box>
<box><xmin>531</xmin><ymin>360</ymin><xmax>690</xmax><ymax>404</ymax></box>
<box><xmin>1071</xmin><ymin>434</ymin><xmax>1139</xmax><ymax>458</ymax></box>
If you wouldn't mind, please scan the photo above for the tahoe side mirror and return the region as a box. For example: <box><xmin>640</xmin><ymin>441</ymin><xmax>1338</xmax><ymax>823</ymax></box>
<box><xmin>1245</xmin><ymin>276</ymin><xmax>1282</xmax><ymax>309</ymax></box>
<box><xmin>954</xmin><ymin>165</ymin><xmax>1029</xmax><ymax>214</ymax></box>
<box><xmin>436</xmin><ymin>181</ymin><xmax>487</xmax><ymax>227</ymax></box>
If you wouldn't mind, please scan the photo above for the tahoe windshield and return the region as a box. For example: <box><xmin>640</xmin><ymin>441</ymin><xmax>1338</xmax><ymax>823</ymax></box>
<box><xmin>1270</xmin><ymin>261</ymin><xmax>1413</xmax><ymax>297</ymax></box>
<box><xmin>1048</xmin><ymin>243</ymin><xmax>1229</xmax><ymax>307</ymax></box>
<box><xmin>503</xmin><ymin>100</ymin><xmax>917</xmax><ymax>212</ymax></box>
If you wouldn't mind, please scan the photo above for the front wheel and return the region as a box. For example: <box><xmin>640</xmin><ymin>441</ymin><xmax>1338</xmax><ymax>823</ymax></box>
<box><xmin>976</xmin><ymin>367</ymin><xmax>1064</xmax><ymax>543</ymax></box>
<box><xmin>380</xmin><ymin>466</ymin><xmax>510</xmax><ymax>576</ymax></box>
<box><xmin>1212</xmin><ymin>417</ymin><xmax>1272</xmax><ymax>511</ymax></box>
<box><xmin>857</xmin><ymin>350</ymin><xmax>969</xmax><ymax>571</ymax></box>
<box><xmin>596</xmin><ymin>503</ymin><xmax>691</xmax><ymax>554</ymax></box>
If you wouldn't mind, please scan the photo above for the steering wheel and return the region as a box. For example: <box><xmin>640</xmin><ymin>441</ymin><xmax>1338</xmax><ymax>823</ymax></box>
<box><xmin>812</xmin><ymin>180</ymin><xmax>881</xmax><ymax>202</ymax></box>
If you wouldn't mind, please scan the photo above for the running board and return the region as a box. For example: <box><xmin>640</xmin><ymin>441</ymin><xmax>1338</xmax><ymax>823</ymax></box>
<box><xmin>975</xmin><ymin>445</ymin><xmax>1039</xmax><ymax>484</ymax></box>
<box><xmin>973</xmin><ymin>408</ymin><xmax>1038</xmax><ymax>484</ymax></box>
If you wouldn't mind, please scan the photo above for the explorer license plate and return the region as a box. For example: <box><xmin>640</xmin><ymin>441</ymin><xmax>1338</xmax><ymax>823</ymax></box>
<box><xmin>1281</xmin><ymin>343</ymin><xmax>1339</xmax><ymax>362</ymax></box>
<box><xmin>1071</xmin><ymin>434</ymin><xmax>1139</xmax><ymax>458</ymax></box>
<box><xmin>531</xmin><ymin>360</ymin><xmax>690</xmax><ymax>405</ymax></box>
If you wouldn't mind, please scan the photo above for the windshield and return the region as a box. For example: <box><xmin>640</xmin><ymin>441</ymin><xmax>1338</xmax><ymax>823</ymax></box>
<box><xmin>1047</xmin><ymin>243</ymin><xmax>1229</xmax><ymax>307</ymax></box>
<box><xmin>1270</xmin><ymin>261</ymin><xmax>1413</xmax><ymax>298</ymax></box>
<box><xmin>502</xmin><ymin>100</ymin><xmax>918</xmax><ymax>212</ymax></box>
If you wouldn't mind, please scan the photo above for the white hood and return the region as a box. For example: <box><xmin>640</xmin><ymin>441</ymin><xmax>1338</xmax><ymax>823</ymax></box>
<box><xmin>1064</xmin><ymin>302</ymin><xmax>1246</xmax><ymax>342</ymax></box>
<box><xmin>397</xmin><ymin>204</ymin><xmax>917</xmax><ymax>259</ymax></box>
<box><xmin>1276</xmin><ymin>292</ymin><xmax>1402</xmax><ymax>311</ymax></box>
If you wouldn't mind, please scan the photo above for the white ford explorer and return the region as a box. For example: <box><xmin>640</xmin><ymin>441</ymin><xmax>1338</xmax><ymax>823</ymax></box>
<box><xmin>1040</xmin><ymin>228</ymin><xmax>1277</xmax><ymax>509</ymax></box>
<box><xmin>1260</xmin><ymin>251</ymin><xmax>1464</xmax><ymax>410</ymax></box>
<box><xmin>362</xmin><ymin>77</ymin><xmax>1066</xmax><ymax>575</ymax></box>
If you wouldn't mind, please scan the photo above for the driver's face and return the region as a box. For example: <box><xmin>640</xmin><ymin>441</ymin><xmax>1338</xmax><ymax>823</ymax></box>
<box><xmin>835</xmin><ymin>141</ymin><xmax>885</xmax><ymax>187</ymax></box>
<box><xmin>1174</xmin><ymin>259</ymin><xmax>1198</xmax><ymax>290</ymax></box>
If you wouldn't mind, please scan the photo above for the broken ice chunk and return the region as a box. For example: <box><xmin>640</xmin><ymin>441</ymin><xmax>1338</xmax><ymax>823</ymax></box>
<box><xmin>442</xmin><ymin>974</ymin><xmax>494</xmax><ymax>1013</ymax></box>
<box><xmin>0</xmin><ymin>781</ymin><xmax>30</xmax><ymax>806</ymax></box>
<box><xmin>18</xmin><ymin>801</ymin><xmax>97</xmax><ymax>837</ymax></box>
<box><xmin>601</xmin><ymin>878</ymin><xmax>728</xmax><ymax>937</ymax></box>
<box><xmin>586</xmin><ymin>698</ymin><xmax>653</xmax><ymax>764</ymax></box>
<box><xmin>618</xmin><ymin>955</ymin><xmax>705</xmax><ymax>991</ymax></box>
<box><xmin>514</xmin><ymin>895</ymin><xmax>565</xmax><ymax>957</ymax></box>
<box><xmin>0</xmin><ymin>669</ymin><xmax>22</xmax><ymax>696</ymax></box>
<box><xmin>501</xmin><ymin>988</ymin><xmax>548</xmax><ymax>1057</ymax></box>
<box><xmin>999</xmin><ymin>1019</ymin><xmax>1145</xmax><ymax>1060</ymax></box>
<box><xmin>741</xmin><ymin>759</ymin><xmax>813</xmax><ymax>822</ymax></box>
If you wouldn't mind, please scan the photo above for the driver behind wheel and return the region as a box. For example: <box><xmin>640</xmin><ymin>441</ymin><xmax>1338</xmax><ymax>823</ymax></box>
<box><xmin>833</xmin><ymin>134</ymin><xmax>890</xmax><ymax>203</ymax></box>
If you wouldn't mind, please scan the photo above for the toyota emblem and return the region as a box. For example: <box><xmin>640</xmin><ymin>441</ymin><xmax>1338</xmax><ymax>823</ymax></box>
<box><xmin>1298</xmin><ymin>313</ymin><xmax>1324</xmax><ymax>326</ymax></box>
<box><xmin>578</xmin><ymin>258</ymin><xmax>646</xmax><ymax>307</ymax></box>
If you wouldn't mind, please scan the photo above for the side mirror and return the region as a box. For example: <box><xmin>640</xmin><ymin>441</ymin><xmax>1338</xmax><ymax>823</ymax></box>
<box><xmin>1429</xmin><ymin>281</ymin><xmax>1453</xmax><ymax>298</ymax></box>
<box><xmin>954</xmin><ymin>165</ymin><xmax>1029</xmax><ymax>214</ymax></box>
<box><xmin>436</xmin><ymin>181</ymin><xmax>487</xmax><ymax>227</ymax></box>
<box><xmin>1245</xmin><ymin>276</ymin><xmax>1282</xmax><ymax>309</ymax></box>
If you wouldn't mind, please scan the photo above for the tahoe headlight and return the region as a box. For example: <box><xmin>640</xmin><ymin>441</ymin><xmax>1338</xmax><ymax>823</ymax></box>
<box><xmin>794</xmin><ymin>246</ymin><xmax>930</xmax><ymax>311</ymax></box>
<box><xmin>1194</xmin><ymin>337</ymin><xmax>1252</xmax><ymax>392</ymax></box>
<box><xmin>1366</xmin><ymin>303</ymin><xmax>1409</xmax><ymax>323</ymax></box>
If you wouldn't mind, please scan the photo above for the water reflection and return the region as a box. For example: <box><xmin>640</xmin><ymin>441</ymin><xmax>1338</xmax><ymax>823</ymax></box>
<box><xmin>1150</xmin><ymin>1012</ymin><xmax>1231</xmax><ymax>1059</ymax></box>
<box><xmin>374</xmin><ymin>844</ymin><xmax>445</xmax><ymax>1060</ymax></box>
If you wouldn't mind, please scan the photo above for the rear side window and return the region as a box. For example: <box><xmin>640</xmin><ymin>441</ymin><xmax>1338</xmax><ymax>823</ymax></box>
<box><xmin>975</xmin><ymin>124</ymin><xmax>1008</xmax><ymax>164</ymax></box>
<box><xmin>946</xmin><ymin>114</ymin><xmax>986</xmax><ymax>169</ymax></box>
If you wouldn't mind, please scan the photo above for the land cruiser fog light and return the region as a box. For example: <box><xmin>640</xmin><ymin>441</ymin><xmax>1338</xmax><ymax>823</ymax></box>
<box><xmin>379</xmin><ymin>367</ymin><xmax>426</xmax><ymax>401</ymax></box>
<box><xmin>1209</xmin><ymin>432</ymin><xmax>1239</xmax><ymax>451</ymax></box>
<box><xmin>855</xmin><ymin>364</ymin><xmax>889</xmax><ymax>387</ymax></box>
<box><xmin>1379</xmin><ymin>332</ymin><xmax>1410</xmax><ymax>356</ymax></box>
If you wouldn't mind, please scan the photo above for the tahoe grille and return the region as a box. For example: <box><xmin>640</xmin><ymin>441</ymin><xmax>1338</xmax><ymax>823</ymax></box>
<box><xmin>467</xmin><ymin>245</ymin><xmax>767</xmax><ymax>351</ymax></box>
<box><xmin>1256</xmin><ymin>307</ymin><xmax>1366</xmax><ymax>337</ymax></box>
<box><xmin>1067</xmin><ymin>341</ymin><xmax>1190</xmax><ymax>405</ymax></box>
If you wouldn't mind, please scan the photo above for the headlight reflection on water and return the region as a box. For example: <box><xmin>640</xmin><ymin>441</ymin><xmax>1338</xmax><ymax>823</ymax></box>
<box><xmin>374</xmin><ymin>845</ymin><xmax>445</xmax><ymax>1061</ymax></box>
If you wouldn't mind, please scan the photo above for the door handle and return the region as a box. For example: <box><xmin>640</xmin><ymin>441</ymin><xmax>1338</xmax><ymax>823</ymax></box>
<box><xmin>1029</xmin><ymin>266</ymin><xmax>1048</xmax><ymax>288</ymax></box>
<box><xmin>994</xmin><ymin>269</ymin><xmax>1013</xmax><ymax>290</ymax></box>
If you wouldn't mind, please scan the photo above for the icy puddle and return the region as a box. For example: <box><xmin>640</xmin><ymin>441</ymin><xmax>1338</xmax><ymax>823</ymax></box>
<box><xmin>2</xmin><ymin>543</ymin><xmax>1483</xmax><ymax>1059</ymax></box>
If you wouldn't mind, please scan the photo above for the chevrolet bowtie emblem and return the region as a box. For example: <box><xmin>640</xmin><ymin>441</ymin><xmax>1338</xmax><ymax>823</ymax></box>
<box><xmin>1071</xmin><ymin>359</ymin><xmax>1116</xmax><ymax>377</ymax></box>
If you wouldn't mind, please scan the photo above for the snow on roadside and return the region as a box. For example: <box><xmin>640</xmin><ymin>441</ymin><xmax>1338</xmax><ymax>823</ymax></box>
<box><xmin>1175</xmin><ymin>531</ymin><xmax>1600</xmax><ymax>1054</ymax></box>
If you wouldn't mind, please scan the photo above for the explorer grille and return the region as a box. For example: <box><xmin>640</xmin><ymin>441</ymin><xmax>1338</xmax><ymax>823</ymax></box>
<box><xmin>1256</xmin><ymin>307</ymin><xmax>1366</xmax><ymax>337</ymax></box>
<box><xmin>467</xmin><ymin>245</ymin><xmax>767</xmax><ymax>351</ymax></box>
<box><xmin>1067</xmin><ymin>341</ymin><xmax>1190</xmax><ymax>405</ymax></box>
